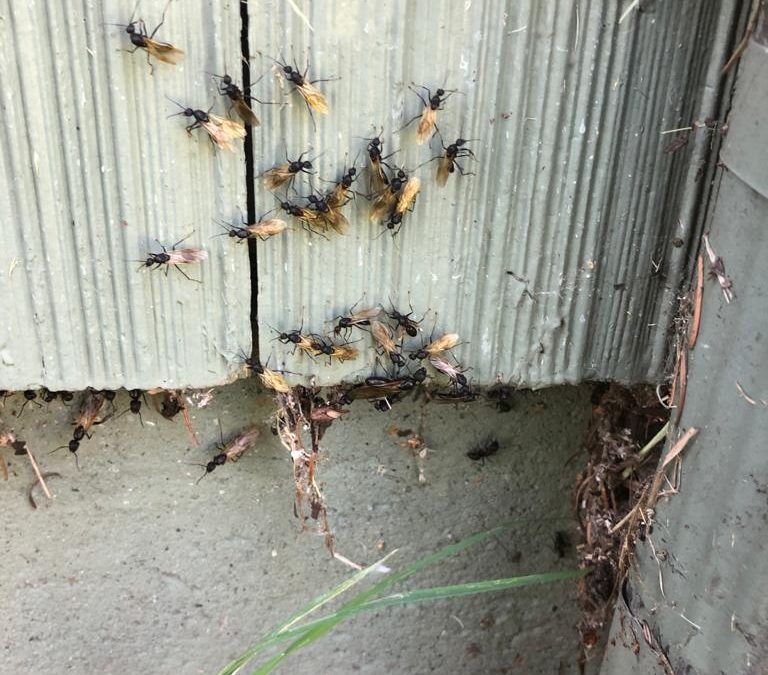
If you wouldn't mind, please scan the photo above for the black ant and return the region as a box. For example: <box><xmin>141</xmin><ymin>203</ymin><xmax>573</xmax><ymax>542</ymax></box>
<box><xmin>18</xmin><ymin>390</ymin><xmax>41</xmax><ymax>416</ymax></box>
<box><xmin>115</xmin><ymin>0</ymin><xmax>184</xmax><ymax>74</ymax></box>
<box><xmin>387</xmin><ymin>302</ymin><xmax>422</xmax><ymax>338</ymax></box>
<box><xmin>402</xmin><ymin>84</ymin><xmax>458</xmax><ymax>144</ymax></box>
<box><xmin>209</xmin><ymin>71</ymin><xmax>277</xmax><ymax>127</ymax></box>
<box><xmin>116</xmin><ymin>389</ymin><xmax>146</xmax><ymax>426</ymax></box>
<box><xmin>434</xmin><ymin>133</ymin><xmax>478</xmax><ymax>186</ymax></box>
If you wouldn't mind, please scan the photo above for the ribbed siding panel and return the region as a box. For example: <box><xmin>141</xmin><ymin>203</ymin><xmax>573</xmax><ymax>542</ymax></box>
<box><xmin>0</xmin><ymin>0</ymin><xmax>247</xmax><ymax>390</ymax></box>
<box><xmin>252</xmin><ymin>0</ymin><xmax>739</xmax><ymax>386</ymax></box>
<box><xmin>599</xmin><ymin>32</ymin><xmax>768</xmax><ymax>673</ymax></box>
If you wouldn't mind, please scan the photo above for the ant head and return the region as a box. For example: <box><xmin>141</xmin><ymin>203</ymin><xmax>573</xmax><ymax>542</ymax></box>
<box><xmin>348</xmin><ymin>167</ymin><xmax>357</xmax><ymax>176</ymax></box>
<box><xmin>413</xmin><ymin>367</ymin><xmax>427</xmax><ymax>382</ymax></box>
<box><xmin>103</xmin><ymin>390</ymin><xmax>117</xmax><ymax>401</ymax></box>
<box><xmin>436</xmin><ymin>88</ymin><xmax>445</xmax><ymax>96</ymax></box>
<box><xmin>68</xmin><ymin>439</ymin><xmax>80</xmax><ymax>453</ymax></box>
<box><xmin>456</xmin><ymin>374</ymin><xmax>468</xmax><ymax>386</ymax></box>
<box><xmin>222</xmin><ymin>74</ymin><xmax>232</xmax><ymax>85</ymax></box>
<box><xmin>183</xmin><ymin>107</ymin><xmax>194</xmax><ymax>117</ymax></box>
<box><xmin>23</xmin><ymin>390</ymin><xmax>36</xmax><ymax>401</ymax></box>
<box><xmin>455</xmin><ymin>138</ymin><xmax>467</xmax><ymax>146</ymax></box>
<box><xmin>60</xmin><ymin>391</ymin><xmax>74</xmax><ymax>402</ymax></box>
<box><xmin>125</xmin><ymin>23</ymin><xmax>136</xmax><ymax>35</ymax></box>
<box><xmin>282</xmin><ymin>65</ymin><xmax>293</xmax><ymax>74</ymax></box>
<box><xmin>42</xmin><ymin>389</ymin><xmax>57</xmax><ymax>403</ymax></box>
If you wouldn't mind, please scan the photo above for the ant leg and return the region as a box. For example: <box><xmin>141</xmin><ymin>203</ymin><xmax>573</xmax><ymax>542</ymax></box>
<box><xmin>171</xmin><ymin>232</ymin><xmax>195</xmax><ymax>249</ymax></box>
<box><xmin>146</xmin><ymin>50</ymin><xmax>155</xmax><ymax>76</ymax></box>
<box><xmin>454</xmin><ymin>161</ymin><xmax>475</xmax><ymax>177</ymax></box>
<box><xmin>150</xmin><ymin>0</ymin><xmax>171</xmax><ymax>38</ymax></box>
<box><xmin>174</xmin><ymin>266</ymin><xmax>201</xmax><ymax>283</ymax></box>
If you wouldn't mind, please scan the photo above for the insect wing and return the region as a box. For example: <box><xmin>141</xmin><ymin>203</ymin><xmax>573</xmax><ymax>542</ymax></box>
<box><xmin>145</xmin><ymin>38</ymin><xmax>185</xmax><ymax>65</ymax></box>
<box><xmin>396</xmin><ymin>177</ymin><xmax>420</xmax><ymax>214</ymax></box>
<box><xmin>248</xmin><ymin>219</ymin><xmax>288</xmax><ymax>239</ymax></box>
<box><xmin>233</xmin><ymin>98</ymin><xmax>260</xmax><ymax>127</ymax></box>
<box><xmin>369</xmin><ymin>189</ymin><xmax>398</xmax><ymax>224</ymax></box>
<box><xmin>436</xmin><ymin>156</ymin><xmax>452</xmax><ymax>187</ymax></box>
<box><xmin>330</xmin><ymin>345</ymin><xmax>358</xmax><ymax>362</ymax></box>
<box><xmin>167</xmin><ymin>248</ymin><xmax>208</xmax><ymax>265</ymax></box>
<box><xmin>427</xmin><ymin>333</ymin><xmax>460</xmax><ymax>355</ymax></box>
<box><xmin>371</xmin><ymin>320</ymin><xmax>396</xmax><ymax>353</ymax></box>
<box><xmin>260</xmin><ymin>368</ymin><xmax>291</xmax><ymax>393</ymax></box>
<box><xmin>263</xmin><ymin>164</ymin><xmax>294</xmax><ymax>190</ymax></box>
<box><xmin>416</xmin><ymin>106</ymin><xmax>437</xmax><ymax>144</ymax></box>
<box><xmin>297</xmin><ymin>82</ymin><xmax>329</xmax><ymax>114</ymax></box>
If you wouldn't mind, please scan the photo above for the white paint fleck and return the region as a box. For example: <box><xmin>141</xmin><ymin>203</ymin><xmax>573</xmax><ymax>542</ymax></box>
<box><xmin>579</xmin><ymin>119</ymin><xmax>586</xmax><ymax>134</ymax></box>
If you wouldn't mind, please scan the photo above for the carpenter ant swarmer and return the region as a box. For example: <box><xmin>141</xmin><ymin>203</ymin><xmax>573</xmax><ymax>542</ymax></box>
<box><xmin>262</xmin><ymin>149</ymin><xmax>316</xmax><ymax>191</ymax></box>
<box><xmin>242</xmin><ymin>355</ymin><xmax>292</xmax><ymax>394</ymax></box>
<box><xmin>194</xmin><ymin>423</ymin><xmax>260</xmax><ymax>484</ymax></box>
<box><xmin>208</xmin><ymin>68</ymin><xmax>278</xmax><ymax>127</ymax></box>
<box><xmin>428</xmin><ymin>354</ymin><xmax>469</xmax><ymax>387</ymax></box>
<box><xmin>51</xmin><ymin>390</ymin><xmax>108</xmax><ymax>468</ymax></box>
<box><xmin>215</xmin><ymin>213</ymin><xmax>287</xmax><ymax>242</ymax></box>
<box><xmin>401</xmin><ymin>83</ymin><xmax>459</xmax><ymax>144</ymax></box>
<box><xmin>136</xmin><ymin>232</ymin><xmax>207</xmax><ymax>282</ymax></box>
<box><xmin>333</xmin><ymin>302</ymin><xmax>383</xmax><ymax>338</ymax></box>
<box><xmin>371</xmin><ymin>320</ymin><xmax>406</xmax><ymax>368</ymax></box>
<box><xmin>387</xmin><ymin>301</ymin><xmax>422</xmax><ymax>338</ymax></box>
<box><xmin>270</xmin><ymin>54</ymin><xmax>337</xmax><ymax>127</ymax></box>
<box><xmin>409</xmin><ymin>333</ymin><xmax>461</xmax><ymax>361</ymax></box>
<box><xmin>112</xmin><ymin>0</ymin><xmax>184</xmax><ymax>74</ymax></box>
<box><xmin>384</xmin><ymin>176</ymin><xmax>421</xmax><ymax>236</ymax></box>
<box><xmin>433</xmin><ymin>131</ymin><xmax>478</xmax><ymax>187</ymax></box>
<box><xmin>167</xmin><ymin>98</ymin><xmax>246</xmax><ymax>152</ymax></box>
<box><xmin>369</xmin><ymin>166</ymin><xmax>409</xmax><ymax>224</ymax></box>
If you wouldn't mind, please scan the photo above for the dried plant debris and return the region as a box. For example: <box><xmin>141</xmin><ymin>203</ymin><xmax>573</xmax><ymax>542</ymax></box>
<box><xmin>574</xmin><ymin>384</ymin><xmax>669</xmax><ymax>667</ymax></box>
<box><xmin>272</xmin><ymin>385</ymin><xmax>340</xmax><ymax>554</ymax></box>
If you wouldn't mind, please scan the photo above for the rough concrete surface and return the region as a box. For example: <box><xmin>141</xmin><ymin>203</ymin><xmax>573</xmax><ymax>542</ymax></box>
<box><xmin>1</xmin><ymin>381</ymin><xmax>596</xmax><ymax>674</ymax></box>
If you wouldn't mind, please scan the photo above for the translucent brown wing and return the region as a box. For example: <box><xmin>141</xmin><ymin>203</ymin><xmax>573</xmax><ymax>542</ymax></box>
<box><xmin>166</xmin><ymin>248</ymin><xmax>208</xmax><ymax>264</ymax></box>
<box><xmin>323</xmin><ymin>209</ymin><xmax>348</xmax><ymax>235</ymax></box>
<box><xmin>201</xmin><ymin>116</ymin><xmax>245</xmax><ymax>152</ymax></box>
<box><xmin>368</xmin><ymin>159</ymin><xmax>389</xmax><ymax>194</ymax></box>
<box><xmin>426</xmin><ymin>333</ymin><xmax>460</xmax><ymax>355</ymax></box>
<box><xmin>416</xmin><ymin>107</ymin><xmax>436</xmax><ymax>144</ymax></box>
<box><xmin>263</xmin><ymin>164</ymin><xmax>294</xmax><ymax>190</ymax></box>
<box><xmin>369</xmin><ymin>189</ymin><xmax>398</xmax><ymax>224</ymax></box>
<box><xmin>396</xmin><ymin>177</ymin><xmax>420</xmax><ymax>213</ymax></box>
<box><xmin>233</xmin><ymin>98</ymin><xmax>260</xmax><ymax>127</ymax></box>
<box><xmin>371</xmin><ymin>320</ymin><xmax>396</xmax><ymax>353</ymax></box>
<box><xmin>436</xmin><ymin>156</ymin><xmax>452</xmax><ymax>187</ymax></box>
<box><xmin>330</xmin><ymin>346</ymin><xmax>358</xmax><ymax>362</ymax></box>
<box><xmin>247</xmin><ymin>219</ymin><xmax>287</xmax><ymax>239</ymax></box>
<box><xmin>260</xmin><ymin>368</ymin><xmax>290</xmax><ymax>393</ymax></box>
<box><xmin>297</xmin><ymin>82</ymin><xmax>329</xmax><ymax>114</ymax></box>
<box><xmin>326</xmin><ymin>184</ymin><xmax>350</xmax><ymax>210</ymax></box>
<box><xmin>145</xmin><ymin>39</ymin><xmax>185</xmax><ymax>65</ymax></box>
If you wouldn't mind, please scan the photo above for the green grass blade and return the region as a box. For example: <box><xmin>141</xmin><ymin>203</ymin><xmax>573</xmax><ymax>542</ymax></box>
<box><xmin>216</xmin><ymin>550</ymin><xmax>399</xmax><ymax>675</ymax></box>
<box><xmin>354</xmin><ymin>570</ymin><xmax>588</xmax><ymax>610</ymax></box>
<box><xmin>242</xmin><ymin>522</ymin><xmax>517</xmax><ymax>674</ymax></box>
